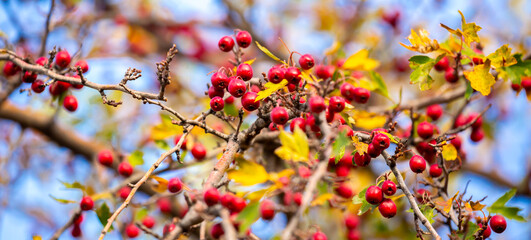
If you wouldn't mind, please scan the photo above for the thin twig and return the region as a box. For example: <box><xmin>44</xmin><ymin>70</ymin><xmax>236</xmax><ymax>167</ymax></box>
<box><xmin>39</xmin><ymin>0</ymin><xmax>55</xmax><ymax>56</ymax></box>
<box><xmin>49</xmin><ymin>208</ymin><xmax>81</xmax><ymax>240</ymax></box>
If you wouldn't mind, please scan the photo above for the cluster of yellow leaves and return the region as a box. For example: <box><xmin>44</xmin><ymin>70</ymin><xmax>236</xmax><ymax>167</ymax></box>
<box><xmin>464</xmin><ymin>59</ymin><xmax>496</xmax><ymax>96</ymax></box>
<box><xmin>440</xmin><ymin>11</ymin><xmax>482</xmax><ymax>48</ymax></box>
<box><xmin>275</xmin><ymin>128</ymin><xmax>310</xmax><ymax>162</ymax></box>
<box><xmin>400</xmin><ymin>29</ymin><xmax>440</xmax><ymax>53</ymax></box>
<box><xmin>342</xmin><ymin>49</ymin><xmax>380</xmax><ymax>71</ymax></box>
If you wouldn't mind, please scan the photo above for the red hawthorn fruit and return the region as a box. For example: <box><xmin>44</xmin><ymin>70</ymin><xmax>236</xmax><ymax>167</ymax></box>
<box><xmin>142</xmin><ymin>216</ymin><xmax>155</xmax><ymax>229</ymax></box>
<box><xmin>80</xmin><ymin>196</ymin><xmax>94</xmax><ymax>211</ymax></box>
<box><xmin>98</xmin><ymin>149</ymin><xmax>113</xmax><ymax>166</ymax></box>
<box><xmin>260</xmin><ymin>199</ymin><xmax>275</xmax><ymax>220</ymax></box>
<box><xmin>118</xmin><ymin>161</ymin><xmax>133</xmax><ymax>177</ymax></box>
<box><xmin>191</xmin><ymin>143</ymin><xmax>207</xmax><ymax>160</ymax></box>
<box><xmin>118</xmin><ymin>186</ymin><xmax>131</xmax><ymax>200</ymax></box>
<box><xmin>125</xmin><ymin>224</ymin><xmax>140</xmax><ymax>238</ymax></box>
<box><xmin>378</xmin><ymin>198</ymin><xmax>397</xmax><ymax>218</ymax></box>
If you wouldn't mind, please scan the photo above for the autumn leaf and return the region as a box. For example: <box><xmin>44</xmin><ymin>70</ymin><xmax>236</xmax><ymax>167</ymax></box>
<box><xmin>487</xmin><ymin>44</ymin><xmax>517</xmax><ymax>69</ymax></box>
<box><xmin>408</xmin><ymin>55</ymin><xmax>444</xmax><ymax>91</ymax></box>
<box><xmin>464</xmin><ymin>59</ymin><xmax>496</xmax><ymax>96</ymax></box>
<box><xmin>342</xmin><ymin>49</ymin><xmax>380</xmax><ymax>71</ymax></box>
<box><xmin>150</xmin><ymin>175</ymin><xmax>169</xmax><ymax>193</ymax></box>
<box><xmin>311</xmin><ymin>193</ymin><xmax>334</xmax><ymax>206</ymax></box>
<box><xmin>150</xmin><ymin>114</ymin><xmax>183</xmax><ymax>140</ymax></box>
<box><xmin>255</xmin><ymin>80</ymin><xmax>289</xmax><ymax>102</ymax></box>
<box><xmin>227</xmin><ymin>159</ymin><xmax>269</xmax><ymax>186</ymax></box>
<box><xmin>442</xmin><ymin>144</ymin><xmax>457</xmax><ymax>161</ymax></box>
<box><xmin>255</xmin><ymin>41</ymin><xmax>286</xmax><ymax>64</ymax></box>
<box><xmin>469</xmin><ymin>201</ymin><xmax>486</xmax><ymax>211</ymax></box>
<box><xmin>324</xmin><ymin>41</ymin><xmax>341</xmax><ymax>56</ymax></box>
<box><xmin>91</xmin><ymin>192</ymin><xmax>113</xmax><ymax>201</ymax></box>
<box><xmin>49</xmin><ymin>195</ymin><xmax>77</xmax><ymax>204</ymax></box>
<box><xmin>400</xmin><ymin>29</ymin><xmax>439</xmax><ymax>53</ymax></box>
<box><xmin>458</xmin><ymin>10</ymin><xmax>482</xmax><ymax>47</ymax></box>
<box><xmin>435</xmin><ymin>191</ymin><xmax>458</xmax><ymax>213</ymax></box>
<box><xmin>275</xmin><ymin>128</ymin><xmax>310</xmax><ymax>162</ymax></box>
<box><xmin>128</xmin><ymin>150</ymin><xmax>144</xmax><ymax>167</ymax></box>
<box><xmin>351</xmin><ymin>110</ymin><xmax>387</xmax><ymax>130</ymax></box>
<box><xmin>351</xmin><ymin>137</ymin><xmax>368</xmax><ymax>156</ymax></box>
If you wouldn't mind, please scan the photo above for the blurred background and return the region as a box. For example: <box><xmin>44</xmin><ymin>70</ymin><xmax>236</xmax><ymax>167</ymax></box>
<box><xmin>0</xmin><ymin>0</ymin><xmax>530</xmax><ymax>239</ymax></box>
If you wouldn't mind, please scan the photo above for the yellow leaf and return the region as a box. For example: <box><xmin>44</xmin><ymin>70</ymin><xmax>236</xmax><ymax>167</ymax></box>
<box><xmin>300</xmin><ymin>70</ymin><xmax>316</xmax><ymax>83</ymax></box>
<box><xmin>442</xmin><ymin>144</ymin><xmax>457</xmax><ymax>161</ymax></box>
<box><xmin>469</xmin><ymin>201</ymin><xmax>486</xmax><ymax>211</ymax></box>
<box><xmin>459</xmin><ymin>10</ymin><xmax>482</xmax><ymax>47</ymax></box>
<box><xmin>390</xmin><ymin>194</ymin><xmax>405</xmax><ymax>202</ymax></box>
<box><xmin>255</xmin><ymin>80</ymin><xmax>288</xmax><ymax>102</ymax></box>
<box><xmin>311</xmin><ymin>193</ymin><xmax>334</xmax><ymax>206</ymax></box>
<box><xmin>436</xmin><ymin>191</ymin><xmax>459</xmax><ymax>213</ymax></box>
<box><xmin>350</xmin><ymin>110</ymin><xmax>386</xmax><ymax>130</ymax></box>
<box><xmin>351</xmin><ymin>137</ymin><xmax>368</xmax><ymax>155</ymax></box>
<box><xmin>255</xmin><ymin>41</ymin><xmax>286</xmax><ymax>64</ymax></box>
<box><xmin>228</xmin><ymin>160</ymin><xmax>269</xmax><ymax>186</ymax></box>
<box><xmin>342</xmin><ymin>49</ymin><xmax>380</xmax><ymax>71</ymax></box>
<box><xmin>487</xmin><ymin>44</ymin><xmax>517</xmax><ymax>69</ymax></box>
<box><xmin>150</xmin><ymin>175</ymin><xmax>169</xmax><ymax>193</ymax></box>
<box><xmin>464</xmin><ymin>59</ymin><xmax>496</xmax><ymax>96</ymax></box>
<box><xmin>91</xmin><ymin>192</ymin><xmax>113</xmax><ymax>201</ymax></box>
<box><xmin>400</xmin><ymin>29</ymin><xmax>439</xmax><ymax>53</ymax></box>
<box><xmin>275</xmin><ymin>129</ymin><xmax>310</xmax><ymax>162</ymax></box>
<box><xmin>244</xmin><ymin>185</ymin><xmax>278</xmax><ymax>202</ymax></box>
<box><xmin>440</xmin><ymin>23</ymin><xmax>463</xmax><ymax>38</ymax></box>
<box><xmin>33</xmin><ymin>236</ymin><xmax>42</xmax><ymax>240</ymax></box>
<box><xmin>325</xmin><ymin>41</ymin><xmax>341</xmax><ymax>56</ymax></box>
<box><xmin>150</xmin><ymin>114</ymin><xmax>183</xmax><ymax>140</ymax></box>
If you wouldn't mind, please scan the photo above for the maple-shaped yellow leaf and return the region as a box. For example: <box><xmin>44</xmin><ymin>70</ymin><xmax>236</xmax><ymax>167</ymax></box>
<box><xmin>342</xmin><ymin>49</ymin><xmax>380</xmax><ymax>71</ymax></box>
<box><xmin>487</xmin><ymin>44</ymin><xmax>517</xmax><ymax>69</ymax></box>
<box><xmin>435</xmin><ymin>191</ymin><xmax>459</xmax><ymax>213</ymax></box>
<box><xmin>400</xmin><ymin>29</ymin><xmax>439</xmax><ymax>53</ymax></box>
<box><xmin>442</xmin><ymin>143</ymin><xmax>457</xmax><ymax>161</ymax></box>
<box><xmin>464</xmin><ymin>59</ymin><xmax>496</xmax><ymax>96</ymax></box>
<box><xmin>459</xmin><ymin>10</ymin><xmax>482</xmax><ymax>47</ymax></box>
<box><xmin>227</xmin><ymin>159</ymin><xmax>269</xmax><ymax>186</ymax></box>
<box><xmin>275</xmin><ymin>128</ymin><xmax>309</xmax><ymax>162</ymax></box>
<box><xmin>351</xmin><ymin>137</ymin><xmax>368</xmax><ymax>155</ymax></box>
<box><xmin>255</xmin><ymin>80</ymin><xmax>288</xmax><ymax>102</ymax></box>
<box><xmin>311</xmin><ymin>193</ymin><xmax>334</xmax><ymax>206</ymax></box>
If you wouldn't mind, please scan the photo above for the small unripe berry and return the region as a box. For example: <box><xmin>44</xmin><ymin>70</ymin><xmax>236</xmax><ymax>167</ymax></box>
<box><xmin>366</xmin><ymin>186</ymin><xmax>384</xmax><ymax>205</ymax></box>
<box><xmin>367</xmin><ymin>143</ymin><xmax>381</xmax><ymax>158</ymax></box>
<box><xmin>268</xmin><ymin>66</ymin><xmax>285</xmax><ymax>84</ymax></box>
<box><xmin>289</xmin><ymin>117</ymin><xmax>306</xmax><ymax>132</ymax></box>
<box><xmin>211</xmin><ymin>72</ymin><xmax>229</xmax><ymax>90</ymax></box>
<box><xmin>168</xmin><ymin>177</ymin><xmax>183</xmax><ymax>193</ymax></box>
<box><xmin>63</xmin><ymin>95</ymin><xmax>78</xmax><ymax>112</ymax></box>
<box><xmin>299</xmin><ymin>54</ymin><xmax>315</xmax><ymax>70</ymax></box>
<box><xmin>241</xmin><ymin>92</ymin><xmax>259</xmax><ymax>111</ymax></box>
<box><xmin>218</xmin><ymin>36</ymin><xmax>235</xmax><ymax>52</ymax></box>
<box><xmin>210</xmin><ymin>96</ymin><xmax>224</xmax><ymax>111</ymax></box>
<box><xmin>434</xmin><ymin>56</ymin><xmax>449</xmax><ymax>71</ymax></box>
<box><xmin>309</xmin><ymin>96</ymin><xmax>326</xmax><ymax>113</ymax></box>
<box><xmin>74</xmin><ymin>60</ymin><xmax>89</xmax><ymax>73</ymax></box>
<box><xmin>335</xmin><ymin>183</ymin><xmax>353</xmax><ymax>198</ymax></box>
<box><xmin>142</xmin><ymin>216</ymin><xmax>155</xmax><ymax>229</ymax></box>
<box><xmin>228</xmin><ymin>78</ymin><xmax>246</xmax><ymax>98</ymax></box>
<box><xmin>426</xmin><ymin>104</ymin><xmax>443</xmax><ymax>121</ymax></box>
<box><xmin>344</xmin><ymin>214</ymin><xmax>359</xmax><ymax>229</ymax></box>
<box><xmin>312</xmin><ymin>231</ymin><xmax>328</xmax><ymax>240</ymax></box>
<box><xmin>417</xmin><ymin>121</ymin><xmax>434</xmax><ymax>139</ymax></box>
<box><xmin>353</xmin><ymin>87</ymin><xmax>370</xmax><ymax>104</ymax></box>
<box><xmin>211</xmin><ymin>223</ymin><xmax>224</xmax><ymax>239</ymax></box>
<box><xmin>315</xmin><ymin>65</ymin><xmax>334</xmax><ymax>79</ymax></box>
<box><xmin>270</xmin><ymin>107</ymin><xmax>289</xmax><ymax>125</ymax></box>
<box><xmin>381</xmin><ymin>180</ymin><xmax>397</xmax><ymax>196</ymax></box>
<box><xmin>340</xmin><ymin>83</ymin><xmax>356</xmax><ymax>101</ymax></box>
<box><xmin>22</xmin><ymin>71</ymin><xmax>37</xmax><ymax>83</ymax></box>
<box><xmin>470</xmin><ymin>129</ymin><xmax>484</xmax><ymax>142</ymax></box>
<box><xmin>55</xmin><ymin>50</ymin><xmax>71</xmax><ymax>68</ymax></box>
<box><xmin>3</xmin><ymin>61</ymin><xmax>20</xmax><ymax>76</ymax></box>
<box><xmin>118</xmin><ymin>161</ymin><xmax>133</xmax><ymax>177</ymax></box>
<box><xmin>378</xmin><ymin>199</ymin><xmax>397</xmax><ymax>218</ymax></box>
<box><xmin>191</xmin><ymin>144</ymin><xmax>207</xmax><ymax>160</ymax></box>
<box><xmin>328</xmin><ymin>96</ymin><xmax>345</xmax><ymax>113</ymax></box>
<box><xmin>354</xmin><ymin>152</ymin><xmax>371</xmax><ymax>167</ymax></box>
<box><xmin>208</xmin><ymin>86</ymin><xmax>224</xmax><ymax>99</ymax></box>
<box><xmin>118</xmin><ymin>186</ymin><xmax>131</xmax><ymax>200</ymax></box>
<box><xmin>236</xmin><ymin>63</ymin><xmax>253</xmax><ymax>81</ymax></box>
<box><xmin>429</xmin><ymin>164</ymin><xmax>443</xmax><ymax>178</ymax></box>
<box><xmin>489</xmin><ymin>215</ymin><xmax>506</xmax><ymax>233</ymax></box>
<box><xmin>285</xmin><ymin>67</ymin><xmax>301</xmax><ymax>84</ymax></box>
<box><xmin>31</xmin><ymin>80</ymin><xmax>46</xmax><ymax>93</ymax></box>
<box><xmin>372</xmin><ymin>133</ymin><xmax>390</xmax><ymax>150</ymax></box>
<box><xmin>409</xmin><ymin>155</ymin><xmax>426</xmax><ymax>173</ymax></box>
<box><xmin>260</xmin><ymin>199</ymin><xmax>276</xmax><ymax>220</ymax></box>
<box><xmin>235</xmin><ymin>31</ymin><xmax>252</xmax><ymax>48</ymax></box>
<box><xmin>445</xmin><ymin>68</ymin><xmax>459</xmax><ymax>83</ymax></box>
<box><xmin>204</xmin><ymin>187</ymin><xmax>220</xmax><ymax>206</ymax></box>
<box><xmin>80</xmin><ymin>196</ymin><xmax>94</xmax><ymax>211</ymax></box>
<box><xmin>125</xmin><ymin>224</ymin><xmax>140</xmax><ymax>238</ymax></box>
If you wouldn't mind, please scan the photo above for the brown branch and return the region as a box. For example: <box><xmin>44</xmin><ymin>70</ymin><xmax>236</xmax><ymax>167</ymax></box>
<box><xmin>135</xmin><ymin>222</ymin><xmax>161</xmax><ymax>239</ymax></box>
<box><xmin>49</xmin><ymin>208</ymin><xmax>81</xmax><ymax>240</ymax></box>
<box><xmin>220</xmin><ymin>209</ymin><xmax>237</xmax><ymax>240</ymax></box>
<box><xmin>39</xmin><ymin>0</ymin><xmax>55</xmax><ymax>56</ymax></box>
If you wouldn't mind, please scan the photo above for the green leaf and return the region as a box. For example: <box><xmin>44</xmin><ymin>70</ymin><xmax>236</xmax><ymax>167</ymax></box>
<box><xmin>408</xmin><ymin>55</ymin><xmax>443</xmax><ymax>91</ymax></box>
<box><xmin>332</xmin><ymin>131</ymin><xmax>350</xmax><ymax>163</ymax></box>
<box><xmin>465</xmin><ymin>80</ymin><xmax>474</xmax><ymax>100</ymax></box>
<box><xmin>134</xmin><ymin>208</ymin><xmax>149</xmax><ymax>221</ymax></box>
<box><xmin>96</xmin><ymin>202</ymin><xmax>114</xmax><ymax>231</ymax></box>
<box><xmin>128</xmin><ymin>150</ymin><xmax>144</xmax><ymax>167</ymax></box>
<box><xmin>59</xmin><ymin>180</ymin><xmax>85</xmax><ymax>191</ymax></box>
<box><xmin>490</xmin><ymin>189</ymin><xmax>516</xmax><ymax>208</ymax></box>
<box><xmin>154</xmin><ymin>140</ymin><xmax>170</xmax><ymax>151</ymax></box>
<box><xmin>49</xmin><ymin>195</ymin><xmax>77</xmax><ymax>204</ymax></box>
<box><xmin>502</xmin><ymin>58</ymin><xmax>531</xmax><ymax>85</ymax></box>
<box><xmin>236</xmin><ymin>201</ymin><xmax>261</xmax><ymax>234</ymax></box>
<box><xmin>487</xmin><ymin>189</ymin><xmax>527</xmax><ymax>222</ymax></box>
<box><xmin>457</xmin><ymin>221</ymin><xmax>480</xmax><ymax>240</ymax></box>
<box><xmin>223</xmin><ymin>101</ymin><xmax>239</xmax><ymax>116</ymax></box>
<box><xmin>369</xmin><ymin>71</ymin><xmax>391</xmax><ymax>101</ymax></box>
<box><xmin>255</xmin><ymin>41</ymin><xmax>285</xmax><ymax>64</ymax></box>
<box><xmin>352</xmin><ymin>187</ymin><xmax>375</xmax><ymax>215</ymax></box>
<box><xmin>420</xmin><ymin>204</ymin><xmax>436</xmax><ymax>224</ymax></box>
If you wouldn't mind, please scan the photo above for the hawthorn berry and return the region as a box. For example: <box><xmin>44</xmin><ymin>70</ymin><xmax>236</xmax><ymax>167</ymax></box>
<box><xmin>80</xmin><ymin>196</ymin><xmax>94</xmax><ymax>211</ymax></box>
<box><xmin>211</xmin><ymin>223</ymin><xmax>225</xmax><ymax>239</ymax></box>
<box><xmin>479</xmin><ymin>223</ymin><xmax>491</xmax><ymax>238</ymax></box>
<box><xmin>158</xmin><ymin>198</ymin><xmax>172</xmax><ymax>213</ymax></box>
<box><xmin>74</xmin><ymin>60</ymin><xmax>89</xmax><ymax>73</ymax></box>
<box><xmin>125</xmin><ymin>224</ymin><xmax>140</xmax><ymax>238</ymax></box>
<box><xmin>49</xmin><ymin>81</ymin><xmax>71</xmax><ymax>96</ymax></box>
<box><xmin>340</xmin><ymin>83</ymin><xmax>356</xmax><ymax>101</ymax></box>
<box><xmin>118</xmin><ymin>161</ymin><xmax>133</xmax><ymax>177</ymax></box>
<box><xmin>416</xmin><ymin>189</ymin><xmax>431</xmax><ymax>204</ymax></box>
<box><xmin>336</xmin><ymin>165</ymin><xmax>350</xmax><ymax>177</ymax></box>
<box><xmin>285</xmin><ymin>67</ymin><xmax>301</xmax><ymax>84</ymax></box>
<box><xmin>224</xmin><ymin>96</ymin><xmax>234</xmax><ymax>104</ymax></box>
<box><xmin>163</xmin><ymin>223</ymin><xmax>176</xmax><ymax>235</ymax></box>
<box><xmin>191</xmin><ymin>143</ymin><xmax>207</xmax><ymax>160</ymax></box>
<box><xmin>230</xmin><ymin>196</ymin><xmax>247</xmax><ymax>213</ymax></box>
<box><xmin>63</xmin><ymin>95</ymin><xmax>78</xmax><ymax>112</ymax></box>
<box><xmin>299</xmin><ymin>166</ymin><xmax>312</xmax><ymax>178</ymax></box>
<box><xmin>268</xmin><ymin>122</ymin><xmax>280</xmax><ymax>131</ymax></box>
<box><xmin>347</xmin><ymin>230</ymin><xmax>360</xmax><ymax>240</ymax></box>
<box><xmin>211</xmin><ymin>72</ymin><xmax>229</xmax><ymax>90</ymax></box>
<box><xmin>174</xmin><ymin>134</ymin><xmax>188</xmax><ymax>150</ymax></box>
<box><xmin>309</xmin><ymin>96</ymin><xmax>326</xmax><ymax>113</ymax></box>
<box><xmin>328</xmin><ymin>96</ymin><xmax>345</xmax><ymax>113</ymax></box>
<box><xmin>315</xmin><ymin>65</ymin><xmax>334</xmax><ymax>79</ymax></box>
<box><xmin>511</xmin><ymin>82</ymin><xmax>521</xmax><ymax>91</ymax></box>
<box><xmin>227</xmin><ymin>78</ymin><xmax>246</xmax><ymax>97</ymax></box>
<box><xmin>434</xmin><ymin>56</ymin><xmax>449</xmax><ymax>71</ymax></box>
<box><xmin>426</xmin><ymin>104</ymin><xmax>443</xmax><ymax>121</ymax></box>
<box><xmin>71</xmin><ymin>224</ymin><xmax>82</xmax><ymax>237</ymax></box>
<box><xmin>142</xmin><ymin>216</ymin><xmax>155</xmax><ymax>229</ymax></box>
<box><xmin>429</xmin><ymin>164</ymin><xmax>443</xmax><ymax>178</ymax></box>
<box><xmin>417</xmin><ymin>121</ymin><xmax>434</xmax><ymax>139</ymax></box>
<box><xmin>221</xmin><ymin>193</ymin><xmax>235</xmax><ymax>209</ymax></box>
<box><xmin>339</xmin><ymin>124</ymin><xmax>354</xmax><ymax>137</ymax></box>
<box><xmin>372</xmin><ymin>133</ymin><xmax>390</xmax><ymax>150</ymax></box>
<box><xmin>289</xmin><ymin>117</ymin><xmax>306</xmax><ymax>132</ymax></box>
<box><xmin>210</xmin><ymin>96</ymin><xmax>224</xmax><ymax>111</ymax></box>
<box><xmin>268</xmin><ymin>66</ymin><xmax>285</xmax><ymax>84</ymax></box>
<box><xmin>353</xmin><ymin>87</ymin><xmax>370</xmax><ymax>104</ymax></box>
<box><xmin>354</xmin><ymin>152</ymin><xmax>371</xmax><ymax>167</ymax></box>
<box><xmin>445</xmin><ymin>68</ymin><xmax>458</xmax><ymax>83</ymax></box>
<box><xmin>118</xmin><ymin>186</ymin><xmax>131</xmax><ymax>200</ymax></box>
<box><xmin>236</xmin><ymin>63</ymin><xmax>253</xmax><ymax>81</ymax></box>
<box><xmin>235</xmin><ymin>31</ymin><xmax>252</xmax><ymax>48</ymax></box>
<box><xmin>366</xmin><ymin>185</ymin><xmax>384</xmax><ymax>205</ymax></box>
<box><xmin>204</xmin><ymin>187</ymin><xmax>220</xmax><ymax>206</ymax></box>
<box><xmin>36</xmin><ymin>57</ymin><xmax>48</xmax><ymax>66</ymax></box>
<box><xmin>168</xmin><ymin>177</ymin><xmax>183</xmax><ymax>193</ymax></box>
<box><xmin>344</xmin><ymin>214</ymin><xmax>360</xmax><ymax>229</ymax></box>
<box><xmin>467</xmin><ymin>113</ymin><xmax>483</xmax><ymax>130</ymax></box>
<box><xmin>367</xmin><ymin>144</ymin><xmax>381</xmax><ymax>158</ymax></box>
<box><xmin>31</xmin><ymin>80</ymin><xmax>46</xmax><ymax>93</ymax></box>
<box><xmin>381</xmin><ymin>180</ymin><xmax>397</xmax><ymax>196</ymax></box>
<box><xmin>3</xmin><ymin>61</ymin><xmax>20</xmax><ymax>76</ymax></box>
<box><xmin>74</xmin><ymin>214</ymin><xmax>84</xmax><ymax>225</ymax></box>
<box><xmin>335</xmin><ymin>183</ymin><xmax>353</xmax><ymax>198</ymax></box>
<box><xmin>312</xmin><ymin>231</ymin><xmax>328</xmax><ymax>240</ymax></box>
<box><xmin>97</xmin><ymin>150</ymin><xmax>113</xmax><ymax>166</ymax></box>
<box><xmin>454</xmin><ymin>114</ymin><xmax>468</xmax><ymax>128</ymax></box>
<box><xmin>470</xmin><ymin>129</ymin><xmax>484</xmax><ymax>143</ymax></box>
<box><xmin>378</xmin><ymin>199</ymin><xmax>397</xmax><ymax>218</ymax></box>
<box><xmin>260</xmin><ymin>199</ymin><xmax>276</xmax><ymax>220</ymax></box>
<box><xmin>241</xmin><ymin>92</ymin><xmax>259</xmax><ymax>111</ymax></box>
<box><xmin>489</xmin><ymin>215</ymin><xmax>506</xmax><ymax>233</ymax></box>
<box><xmin>299</xmin><ymin>54</ymin><xmax>315</xmax><ymax>70</ymax></box>
<box><xmin>55</xmin><ymin>50</ymin><xmax>71</xmax><ymax>68</ymax></box>
<box><xmin>382</xmin><ymin>10</ymin><xmax>400</xmax><ymax>28</ymax></box>
<box><xmin>271</xmin><ymin>107</ymin><xmax>289</xmax><ymax>125</ymax></box>
<box><xmin>450</xmin><ymin>135</ymin><xmax>462</xmax><ymax>150</ymax></box>
<box><xmin>293</xmin><ymin>192</ymin><xmax>302</xmax><ymax>206</ymax></box>
<box><xmin>22</xmin><ymin>71</ymin><xmax>37</xmax><ymax>83</ymax></box>
<box><xmin>521</xmin><ymin>76</ymin><xmax>531</xmax><ymax>90</ymax></box>
<box><xmin>218</xmin><ymin>36</ymin><xmax>235</xmax><ymax>52</ymax></box>
<box><xmin>409</xmin><ymin>155</ymin><xmax>426</xmax><ymax>173</ymax></box>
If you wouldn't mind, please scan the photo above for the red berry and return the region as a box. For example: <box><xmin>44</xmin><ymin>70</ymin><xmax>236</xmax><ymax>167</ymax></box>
<box><xmin>511</xmin><ymin>82</ymin><xmax>522</xmax><ymax>92</ymax></box>
<box><xmin>315</xmin><ymin>65</ymin><xmax>334</xmax><ymax>79</ymax></box>
<box><xmin>382</xmin><ymin>10</ymin><xmax>400</xmax><ymax>27</ymax></box>
<box><xmin>224</xmin><ymin>96</ymin><xmax>234</xmax><ymax>104</ymax></box>
<box><xmin>230</xmin><ymin>196</ymin><xmax>247</xmax><ymax>213</ymax></box>
<box><xmin>344</xmin><ymin>214</ymin><xmax>359</xmax><ymax>229</ymax></box>
<box><xmin>80</xmin><ymin>196</ymin><xmax>94</xmax><ymax>211</ymax></box>
<box><xmin>221</xmin><ymin>193</ymin><xmax>235</xmax><ymax>209</ymax></box>
<box><xmin>372</xmin><ymin>133</ymin><xmax>390</xmax><ymax>150</ymax></box>
<box><xmin>49</xmin><ymin>81</ymin><xmax>71</xmax><ymax>96</ymax></box>
<box><xmin>227</xmin><ymin>78</ymin><xmax>246</xmax><ymax>97</ymax></box>
<box><xmin>347</xmin><ymin>230</ymin><xmax>360</xmax><ymax>240</ymax></box>
<box><xmin>293</xmin><ymin>192</ymin><xmax>302</xmax><ymax>206</ymax></box>
<box><xmin>218</xmin><ymin>36</ymin><xmax>235</xmax><ymax>52</ymax></box>
<box><xmin>340</xmin><ymin>83</ymin><xmax>356</xmax><ymax>101</ymax></box>
<box><xmin>434</xmin><ymin>56</ymin><xmax>450</xmax><ymax>71</ymax></box>
<box><xmin>426</xmin><ymin>104</ymin><xmax>443</xmax><ymax>121</ymax></box>
<box><xmin>116</xmin><ymin>186</ymin><xmax>129</xmax><ymax>200</ymax></box>
<box><xmin>55</xmin><ymin>50</ymin><xmax>71</xmax><ymax>68</ymax></box>
<box><xmin>289</xmin><ymin>117</ymin><xmax>306</xmax><ymax>132</ymax></box>
<box><xmin>285</xmin><ymin>67</ymin><xmax>301</xmax><ymax>84</ymax></box>
<box><xmin>335</xmin><ymin>183</ymin><xmax>353</xmax><ymax>198</ymax></box>
<box><xmin>3</xmin><ymin>61</ymin><xmax>20</xmax><ymax>76</ymax></box>
<box><xmin>268</xmin><ymin>66</ymin><xmax>285</xmax><ymax>84</ymax></box>
<box><xmin>378</xmin><ymin>199</ymin><xmax>397</xmax><ymax>218</ymax></box>
<box><xmin>174</xmin><ymin>134</ymin><xmax>188</xmax><ymax>150</ymax></box>
<box><xmin>158</xmin><ymin>198</ymin><xmax>172</xmax><ymax>213</ymax></box>
<box><xmin>97</xmin><ymin>150</ymin><xmax>113</xmax><ymax>166</ymax></box>
<box><xmin>118</xmin><ymin>161</ymin><xmax>133</xmax><ymax>177</ymax></box>
<box><xmin>236</xmin><ymin>63</ymin><xmax>253</xmax><ymax>81</ymax></box>
<box><xmin>211</xmin><ymin>72</ymin><xmax>229</xmax><ymax>90</ymax></box>
<box><xmin>22</xmin><ymin>71</ymin><xmax>37</xmax><ymax>83</ymax></box>
<box><xmin>31</xmin><ymin>80</ymin><xmax>46</xmax><ymax>93</ymax></box>
<box><xmin>353</xmin><ymin>87</ymin><xmax>370</xmax><ymax>104</ymax></box>
<box><xmin>298</xmin><ymin>166</ymin><xmax>312</xmax><ymax>178</ymax></box>
<box><xmin>168</xmin><ymin>177</ymin><xmax>183</xmax><ymax>193</ymax></box>
<box><xmin>335</xmin><ymin>165</ymin><xmax>350</xmax><ymax>177</ymax></box>
<box><xmin>309</xmin><ymin>96</ymin><xmax>326</xmax><ymax>113</ymax></box>
<box><xmin>416</xmin><ymin>189</ymin><xmax>431</xmax><ymax>204</ymax></box>
<box><xmin>470</xmin><ymin>128</ymin><xmax>484</xmax><ymax>142</ymax></box>
<box><xmin>268</xmin><ymin>122</ymin><xmax>280</xmax><ymax>131</ymax></box>
<box><xmin>211</xmin><ymin>223</ymin><xmax>225</xmax><ymax>239</ymax></box>
<box><xmin>454</xmin><ymin>114</ymin><xmax>468</xmax><ymax>128</ymax></box>
<box><xmin>299</xmin><ymin>54</ymin><xmax>315</xmax><ymax>70</ymax></box>
<box><xmin>71</xmin><ymin>224</ymin><xmax>82</xmax><ymax>237</ymax></box>
<box><xmin>142</xmin><ymin>216</ymin><xmax>155</xmax><ymax>228</ymax></box>
<box><xmin>489</xmin><ymin>215</ymin><xmax>506</xmax><ymax>233</ymax></box>
<box><xmin>522</xmin><ymin>76</ymin><xmax>531</xmax><ymax>90</ymax></box>
<box><xmin>235</xmin><ymin>31</ymin><xmax>252</xmax><ymax>48</ymax></box>
<box><xmin>312</xmin><ymin>231</ymin><xmax>328</xmax><ymax>240</ymax></box>
<box><xmin>409</xmin><ymin>155</ymin><xmax>426</xmax><ymax>173</ymax></box>
<box><xmin>63</xmin><ymin>95</ymin><xmax>78</xmax><ymax>112</ymax></box>
<box><xmin>381</xmin><ymin>180</ymin><xmax>397</xmax><ymax>196</ymax></box>
<box><xmin>210</xmin><ymin>96</ymin><xmax>225</xmax><ymax>111</ymax></box>
<box><xmin>125</xmin><ymin>224</ymin><xmax>140</xmax><ymax>238</ymax></box>
<box><xmin>204</xmin><ymin>187</ymin><xmax>220</xmax><ymax>206</ymax></box>
<box><xmin>367</xmin><ymin>144</ymin><xmax>381</xmax><ymax>158</ymax></box>
<box><xmin>74</xmin><ymin>60</ymin><xmax>89</xmax><ymax>73</ymax></box>
<box><xmin>271</xmin><ymin>107</ymin><xmax>289</xmax><ymax>125</ymax></box>
<box><xmin>365</xmin><ymin>186</ymin><xmax>384</xmax><ymax>205</ymax></box>
<box><xmin>241</xmin><ymin>92</ymin><xmax>259</xmax><ymax>111</ymax></box>
<box><xmin>208</xmin><ymin>86</ymin><xmax>224</xmax><ymax>99</ymax></box>
<box><xmin>74</xmin><ymin>214</ymin><xmax>84</xmax><ymax>225</ymax></box>
<box><xmin>163</xmin><ymin>223</ymin><xmax>176</xmax><ymax>235</ymax></box>
<box><xmin>450</xmin><ymin>135</ymin><xmax>462</xmax><ymax>150</ymax></box>
<box><xmin>467</xmin><ymin>113</ymin><xmax>483</xmax><ymax>130</ymax></box>
<box><xmin>36</xmin><ymin>57</ymin><xmax>48</xmax><ymax>66</ymax></box>
<box><xmin>328</xmin><ymin>96</ymin><xmax>345</xmax><ymax>113</ymax></box>
<box><xmin>260</xmin><ymin>199</ymin><xmax>276</xmax><ymax>220</ymax></box>
<box><xmin>354</xmin><ymin>152</ymin><xmax>371</xmax><ymax>167</ymax></box>
<box><xmin>191</xmin><ymin>144</ymin><xmax>207</xmax><ymax>160</ymax></box>
<box><xmin>445</xmin><ymin>68</ymin><xmax>459</xmax><ymax>83</ymax></box>
<box><xmin>417</xmin><ymin>121</ymin><xmax>434</xmax><ymax>139</ymax></box>
<box><xmin>429</xmin><ymin>164</ymin><xmax>443</xmax><ymax>178</ymax></box>
<box><xmin>479</xmin><ymin>223</ymin><xmax>491</xmax><ymax>238</ymax></box>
